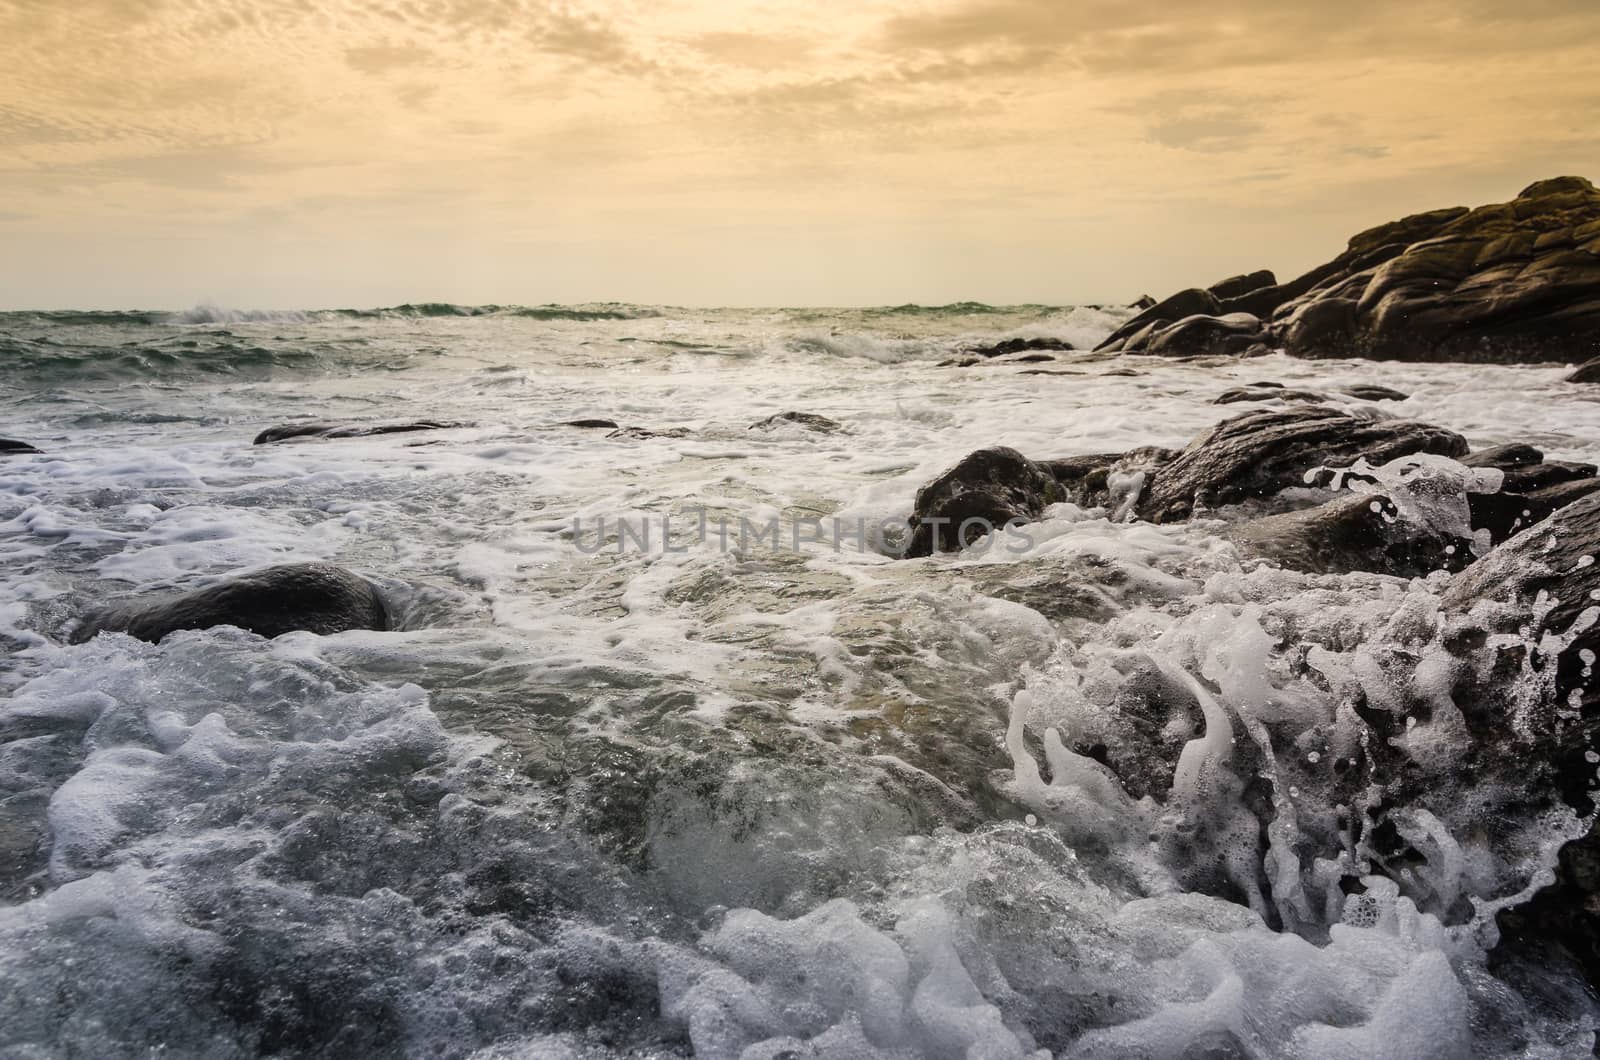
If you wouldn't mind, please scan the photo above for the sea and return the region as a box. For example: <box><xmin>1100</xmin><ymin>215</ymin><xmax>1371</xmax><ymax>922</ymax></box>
<box><xmin>2</xmin><ymin>302</ymin><xmax>1599</xmax><ymax>1058</ymax></box>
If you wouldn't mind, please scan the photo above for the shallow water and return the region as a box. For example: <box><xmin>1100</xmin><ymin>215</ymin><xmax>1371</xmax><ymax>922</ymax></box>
<box><xmin>2</xmin><ymin>303</ymin><xmax>1598</xmax><ymax>1058</ymax></box>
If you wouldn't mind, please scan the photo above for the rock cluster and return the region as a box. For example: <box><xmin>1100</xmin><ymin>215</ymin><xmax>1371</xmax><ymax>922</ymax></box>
<box><xmin>1098</xmin><ymin>176</ymin><xmax>1600</xmax><ymax>365</ymax></box>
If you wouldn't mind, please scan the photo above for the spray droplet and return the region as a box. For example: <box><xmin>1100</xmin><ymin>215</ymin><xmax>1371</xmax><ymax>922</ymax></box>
<box><xmin>1024</xmin><ymin>814</ymin><xmax>1038</xmax><ymax>827</ymax></box>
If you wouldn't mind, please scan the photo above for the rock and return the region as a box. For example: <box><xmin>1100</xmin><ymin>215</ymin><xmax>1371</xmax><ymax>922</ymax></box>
<box><xmin>1129</xmin><ymin>294</ymin><xmax>1158</xmax><ymax>311</ymax></box>
<box><xmin>606</xmin><ymin>426</ymin><xmax>691</xmax><ymax>440</ymax></box>
<box><xmin>964</xmin><ymin>337</ymin><xmax>1075</xmax><ymax>358</ymax></box>
<box><xmin>1468</xmin><ymin>477</ymin><xmax>1600</xmax><ymax>543</ymax></box>
<box><xmin>1463</xmin><ymin>443</ymin><xmax>1545</xmax><ymax>470</ymax></box>
<box><xmin>1208</xmin><ymin>269</ymin><xmax>1277</xmax><ymax>301</ymax></box>
<box><xmin>70</xmin><ymin>563</ymin><xmax>389</xmax><ymax>644</ymax></box>
<box><xmin>1140</xmin><ymin>313</ymin><xmax>1266</xmax><ymax>358</ymax></box>
<box><xmin>935</xmin><ymin>357</ymin><xmax>984</xmax><ymax>368</ymax></box>
<box><xmin>563</xmin><ymin>418</ymin><xmax>619</xmax><ymax>429</ymax></box>
<box><xmin>1043</xmin><ymin>448</ymin><xmax>1178</xmax><ymax>510</ymax></box>
<box><xmin>1017</xmin><ymin>369</ymin><xmax>1084</xmax><ymax>377</ymax></box>
<box><xmin>1269</xmin><ymin>176</ymin><xmax>1600</xmax><ymax>363</ymax></box>
<box><xmin>1501</xmin><ymin>460</ymin><xmax>1596</xmax><ymax>493</ymax></box>
<box><xmin>1440</xmin><ymin>490</ymin><xmax>1600</xmax><ymax>985</ymax></box>
<box><xmin>1341</xmin><ymin>384</ymin><xmax>1410</xmax><ymax>402</ymax></box>
<box><xmin>0</xmin><ymin>439</ymin><xmax>41</xmax><ymax>454</ymax></box>
<box><xmin>1094</xmin><ymin>288</ymin><xmax>1221</xmax><ymax>352</ymax></box>
<box><xmin>1228</xmin><ymin>493</ymin><xmax>1471</xmax><ymax>577</ymax></box>
<box><xmin>254</xmin><ymin>420</ymin><xmax>465</xmax><ymax>445</ymax></box>
<box><xmin>903</xmin><ymin>447</ymin><xmax>1064</xmax><ymax>558</ymax></box>
<box><xmin>1566</xmin><ymin>357</ymin><xmax>1600</xmax><ymax>383</ymax></box>
<box><xmin>1214</xmin><ymin>386</ymin><xmax>1328</xmax><ymax>405</ymax></box>
<box><xmin>749</xmin><ymin>411</ymin><xmax>843</xmax><ymax>433</ymax></box>
<box><xmin>1136</xmin><ymin>407</ymin><xmax>1470</xmax><ymax>523</ymax></box>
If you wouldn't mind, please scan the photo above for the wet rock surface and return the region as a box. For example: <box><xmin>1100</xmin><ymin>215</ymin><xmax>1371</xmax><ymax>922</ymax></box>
<box><xmin>962</xmin><ymin>337</ymin><xmax>1075</xmax><ymax>358</ymax></box>
<box><xmin>70</xmin><ymin>563</ymin><xmax>390</xmax><ymax>644</ymax></box>
<box><xmin>254</xmin><ymin>420</ymin><xmax>466</xmax><ymax>445</ymax></box>
<box><xmin>904</xmin><ymin>447</ymin><xmax>1064</xmax><ymax>558</ymax></box>
<box><xmin>749</xmin><ymin>412</ymin><xmax>843</xmax><ymax>433</ymax></box>
<box><xmin>1228</xmin><ymin>492</ymin><xmax>1471</xmax><ymax>577</ymax></box>
<box><xmin>0</xmin><ymin>439</ymin><xmax>42</xmax><ymax>454</ymax></box>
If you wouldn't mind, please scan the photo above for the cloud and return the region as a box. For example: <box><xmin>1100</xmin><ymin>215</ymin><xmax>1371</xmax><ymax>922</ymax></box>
<box><xmin>345</xmin><ymin>43</ymin><xmax>434</xmax><ymax>75</ymax></box>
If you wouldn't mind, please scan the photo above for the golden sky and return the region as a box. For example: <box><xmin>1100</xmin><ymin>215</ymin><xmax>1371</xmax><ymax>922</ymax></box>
<box><xmin>2</xmin><ymin>0</ymin><xmax>1596</xmax><ymax>309</ymax></box>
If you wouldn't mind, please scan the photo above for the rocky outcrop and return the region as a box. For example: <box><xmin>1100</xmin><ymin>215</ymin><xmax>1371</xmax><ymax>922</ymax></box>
<box><xmin>1135</xmin><ymin>407</ymin><xmax>1469</xmax><ymax>523</ymax></box>
<box><xmin>1439</xmin><ymin>491</ymin><xmax>1600</xmax><ymax>985</ymax></box>
<box><xmin>0</xmin><ymin>439</ymin><xmax>41</xmax><ymax>454</ymax></box>
<box><xmin>70</xmin><ymin>563</ymin><xmax>389</xmax><ymax>644</ymax></box>
<box><xmin>903</xmin><ymin>447</ymin><xmax>1064</xmax><ymax>558</ymax></box>
<box><xmin>1208</xmin><ymin>270</ymin><xmax>1277</xmax><ymax>301</ymax></box>
<box><xmin>749</xmin><ymin>411</ymin><xmax>843</xmax><ymax>433</ymax></box>
<box><xmin>254</xmin><ymin>421</ymin><xmax>465</xmax><ymax>445</ymax></box>
<box><xmin>1107</xmin><ymin>176</ymin><xmax>1600</xmax><ymax>364</ymax></box>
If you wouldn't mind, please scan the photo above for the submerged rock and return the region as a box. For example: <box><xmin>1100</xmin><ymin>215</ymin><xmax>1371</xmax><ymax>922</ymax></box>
<box><xmin>962</xmin><ymin>337</ymin><xmax>1075</xmax><ymax>358</ymax></box>
<box><xmin>903</xmin><ymin>447</ymin><xmax>1064</xmax><ymax>558</ymax></box>
<box><xmin>607</xmin><ymin>426</ymin><xmax>691</xmax><ymax>440</ymax></box>
<box><xmin>1136</xmin><ymin>407</ymin><xmax>1469</xmax><ymax>523</ymax></box>
<box><xmin>562</xmin><ymin>418</ymin><xmax>619</xmax><ymax>429</ymax></box>
<box><xmin>1341</xmin><ymin>384</ymin><xmax>1410</xmax><ymax>402</ymax></box>
<box><xmin>749</xmin><ymin>411</ymin><xmax>843</xmax><ymax>433</ymax></box>
<box><xmin>70</xmin><ymin>563</ymin><xmax>389</xmax><ymax>644</ymax></box>
<box><xmin>254</xmin><ymin>420</ymin><xmax>465</xmax><ymax>445</ymax></box>
<box><xmin>0</xmin><ymin>439</ymin><xmax>41</xmax><ymax>454</ymax></box>
<box><xmin>1214</xmin><ymin>385</ymin><xmax>1328</xmax><ymax>405</ymax></box>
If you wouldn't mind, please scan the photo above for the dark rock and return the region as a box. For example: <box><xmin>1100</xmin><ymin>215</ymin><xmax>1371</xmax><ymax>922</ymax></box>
<box><xmin>563</xmin><ymin>418</ymin><xmax>619</xmax><ymax>429</ymax></box>
<box><xmin>1208</xmin><ymin>269</ymin><xmax>1277</xmax><ymax>301</ymax></box>
<box><xmin>1100</xmin><ymin>368</ymin><xmax>1143</xmax><ymax>377</ymax></box>
<box><xmin>1094</xmin><ymin>288</ymin><xmax>1221</xmax><ymax>352</ymax></box>
<box><xmin>1268</xmin><ymin>176</ymin><xmax>1600</xmax><ymax>363</ymax></box>
<box><xmin>964</xmin><ymin>337</ymin><xmax>1075</xmax><ymax>358</ymax></box>
<box><xmin>1043</xmin><ymin>448</ymin><xmax>1179</xmax><ymax>509</ymax></box>
<box><xmin>1469</xmin><ymin>477</ymin><xmax>1600</xmax><ymax>542</ymax></box>
<box><xmin>1341</xmin><ymin>384</ymin><xmax>1410</xmax><ymax>402</ymax></box>
<box><xmin>606</xmin><ymin>427</ymin><xmax>691</xmax><ymax>440</ymax></box>
<box><xmin>1463</xmin><ymin>443</ymin><xmax>1545</xmax><ymax>470</ymax></box>
<box><xmin>70</xmin><ymin>563</ymin><xmax>389</xmax><ymax>644</ymax></box>
<box><xmin>1566</xmin><ymin>357</ymin><xmax>1600</xmax><ymax>383</ymax></box>
<box><xmin>904</xmin><ymin>447</ymin><xmax>1065</xmax><ymax>558</ymax></box>
<box><xmin>1229</xmin><ymin>493</ymin><xmax>1471</xmax><ymax>577</ymax></box>
<box><xmin>1214</xmin><ymin>386</ymin><xmax>1328</xmax><ymax>405</ymax></box>
<box><xmin>1502</xmin><ymin>460</ymin><xmax>1596</xmax><ymax>493</ymax></box>
<box><xmin>1141</xmin><ymin>313</ymin><xmax>1266</xmax><ymax>358</ymax></box>
<box><xmin>0</xmin><ymin>439</ymin><xmax>41</xmax><ymax>454</ymax></box>
<box><xmin>254</xmin><ymin>421</ymin><xmax>465</xmax><ymax>445</ymax></box>
<box><xmin>935</xmin><ymin>357</ymin><xmax>984</xmax><ymax>368</ymax></box>
<box><xmin>1017</xmin><ymin>369</ymin><xmax>1083</xmax><ymax>377</ymax></box>
<box><xmin>1007</xmin><ymin>352</ymin><xmax>1056</xmax><ymax>363</ymax></box>
<box><xmin>1130</xmin><ymin>294</ymin><xmax>1158</xmax><ymax>311</ymax></box>
<box><xmin>1136</xmin><ymin>407</ymin><xmax>1470</xmax><ymax>523</ymax></box>
<box><xmin>749</xmin><ymin>411</ymin><xmax>843</xmax><ymax>433</ymax></box>
<box><xmin>1442</xmin><ymin>490</ymin><xmax>1600</xmax><ymax>987</ymax></box>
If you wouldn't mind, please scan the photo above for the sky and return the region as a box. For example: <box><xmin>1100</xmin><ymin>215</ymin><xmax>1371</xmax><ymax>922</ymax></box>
<box><xmin>1</xmin><ymin>0</ymin><xmax>1597</xmax><ymax>310</ymax></box>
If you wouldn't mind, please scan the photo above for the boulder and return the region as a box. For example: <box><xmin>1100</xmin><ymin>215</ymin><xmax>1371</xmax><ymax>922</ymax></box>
<box><xmin>1208</xmin><ymin>269</ymin><xmax>1277</xmax><ymax>301</ymax></box>
<box><xmin>1566</xmin><ymin>357</ymin><xmax>1600</xmax><ymax>383</ymax></box>
<box><xmin>904</xmin><ymin>447</ymin><xmax>1064</xmax><ymax>558</ymax></box>
<box><xmin>0</xmin><ymin>439</ymin><xmax>41</xmax><ymax>454</ymax></box>
<box><xmin>1135</xmin><ymin>407</ymin><xmax>1469</xmax><ymax>523</ymax></box>
<box><xmin>254</xmin><ymin>420</ymin><xmax>465</xmax><ymax>445</ymax></box>
<box><xmin>1140</xmin><ymin>313</ymin><xmax>1267</xmax><ymax>358</ymax></box>
<box><xmin>1462</xmin><ymin>443</ymin><xmax>1545</xmax><ymax>470</ymax></box>
<box><xmin>1269</xmin><ymin>176</ymin><xmax>1600</xmax><ymax>363</ymax></box>
<box><xmin>70</xmin><ymin>563</ymin><xmax>389</xmax><ymax>644</ymax></box>
<box><xmin>749</xmin><ymin>411</ymin><xmax>843</xmax><ymax>433</ymax></box>
<box><xmin>1228</xmin><ymin>493</ymin><xmax>1471</xmax><ymax>577</ymax></box>
<box><xmin>1094</xmin><ymin>288</ymin><xmax>1221</xmax><ymax>352</ymax></box>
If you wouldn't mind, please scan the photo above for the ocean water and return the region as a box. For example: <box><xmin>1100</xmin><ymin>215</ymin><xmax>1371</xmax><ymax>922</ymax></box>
<box><xmin>1</xmin><ymin>303</ymin><xmax>1598</xmax><ymax>1058</ymax></box>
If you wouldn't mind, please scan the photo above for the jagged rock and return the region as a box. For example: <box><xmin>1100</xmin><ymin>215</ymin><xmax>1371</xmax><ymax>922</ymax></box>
<box><xmin>1136</xmin><ymin>407</ymin><xmax>1469</xmax><ymax>523</ymax></box>
<box><xmin>1095</xmin><ymin>288</ymin><xmax>1221</xmax><ymax>352</ymax></box>
<box><xmin>1441</xmin><ymin>491</ymin><xmax>1600</xmax><ymax>986</ymax></box>
<box><xmin>1272</xmin><ymin>176</ymin><xmax>1600</xmax><ymax>363</ymax></box>
<box><xmin>607</xmin><ymin>426</ymin><xmax>691</xmax><ymax>440</ymax></box>
<box><xmin>0</xmin><ymin>439</ymin><xmax>41</xmax><ymax>454</ymax></box>
<box><xmin>70</xmin><ymin>563</ymin><xmax>389</xmax><ymax>644</ymax></box>
<box><xmin>1567</xmin><ymin>357</ymin><xmax>1600</xmax><ymax>383</ymax></box>
<box><xmin>1214</xmin><ymin>386</ymin><xmax>1328</xmax><ymax>405</ymax></box>
<box><xmin>1229</xmin><ymin>493</ymin><xmax>1470</xmax><ymax>577</ymax></box>
<box><xmin>1341</xmin><ymin>384</ymin><xmax>1410</xmax><ymax>402</ymax></box>
<box><xmin>963</xmin><ymin>337</ymin><xmax>1075</xmax><ymax>358</ymax></box>
<box><xmin>563</xmin><ymin>418</ymin><xmax>619</xmax><ymax>429</ymax></box>
<box><xmin>254</xmin><ymin>420</ymin><xmax>465</xmax><ymax>445</ymax></box>
<box><xmin>749</xmin><ymin>411</ymin><xmax>843</xmax><ymax>433</ymax></box>
<box><xmin>1208</xmin><ymin>270</ymin><xmax>1277</xmax><ymax>301</ymax></box>
<box><xmin>903</xmin><ymin>447</ymin><xmax>1064</xmax><ymax>558</ymax></box>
